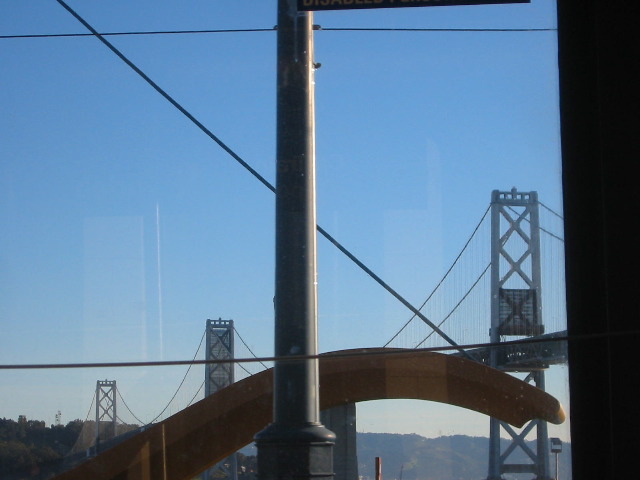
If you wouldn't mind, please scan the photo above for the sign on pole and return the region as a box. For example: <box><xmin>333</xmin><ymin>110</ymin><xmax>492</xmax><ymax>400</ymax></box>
<box><xmin>299</xmin><ymin>0</ymin><xmax>529</xmax><ymax>11</ymax></box>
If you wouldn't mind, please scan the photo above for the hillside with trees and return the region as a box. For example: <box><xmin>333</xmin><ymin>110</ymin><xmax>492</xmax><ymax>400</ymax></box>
<box><xmin>0</xmin><ymin>417</ymin><xmax>83</xmax><ymax>479</ymax></box>
<box><xmin>0</xmin><ymin>416</ymin><xmax>140</xmax><ymax>479</ymax></box>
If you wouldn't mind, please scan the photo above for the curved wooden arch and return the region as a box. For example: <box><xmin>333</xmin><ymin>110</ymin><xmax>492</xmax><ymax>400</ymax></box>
<box><xmin>54</xmin><ymin>349</ymin><xmax>565</xmax><ymax>480</ymax></box>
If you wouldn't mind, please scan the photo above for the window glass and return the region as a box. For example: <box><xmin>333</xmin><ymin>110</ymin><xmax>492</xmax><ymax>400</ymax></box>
<box><xmin>0</xmin><ymin>1</ymin><xmax>569</xmax><ymax>479</ymax></box>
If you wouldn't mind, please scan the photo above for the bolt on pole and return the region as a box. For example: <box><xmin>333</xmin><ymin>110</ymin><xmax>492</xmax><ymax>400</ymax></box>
<box><xmin>254</xmin><ymin>1</ymin><xmax>335</xmax><ymax>479</ymax></box>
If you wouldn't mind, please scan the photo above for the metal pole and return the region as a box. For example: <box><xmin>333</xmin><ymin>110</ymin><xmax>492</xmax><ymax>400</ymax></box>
<box><xmin>487</xmin><ymin>191</ymin><xmax>501</xmax><ymax>480</ymax></box>
<box><xmin>255</xmin><ymin>1</ymin><xmax>334</xmax><ymax>479</ymax></box>
<box><xmin>94</xmin><ymin>382</ymin><xmax>100</xmax><ymax>455</ymax></box>
<box><xmin>534</xmin><ymin>371</ymin><xmax>552</xmax><ymax>480</ymax></box>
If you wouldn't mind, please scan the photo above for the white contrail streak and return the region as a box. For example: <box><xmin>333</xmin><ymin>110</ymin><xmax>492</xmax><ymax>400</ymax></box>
<box><xmin>156</xmin><ymin>202</ymin><xmax>164</xmax><ymax>360</ymax></box>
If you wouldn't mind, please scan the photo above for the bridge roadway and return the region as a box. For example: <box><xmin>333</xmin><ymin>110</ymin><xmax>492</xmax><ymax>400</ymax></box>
<box><xmin>458</xmin><ymin>331</ymin><xmax>569</xmax><ymax>370</ymax></box>
<box><xmin>53</xmin><ymin>348</ymin><xmax>565</xmax><ymax>480</ymax></box>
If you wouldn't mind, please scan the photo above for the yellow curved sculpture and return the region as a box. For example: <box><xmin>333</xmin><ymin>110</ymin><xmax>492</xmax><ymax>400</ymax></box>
<box><xmin>54</xmin><ymin>349</ymin><xmax>565</xmax><ymax>480</ymax></box>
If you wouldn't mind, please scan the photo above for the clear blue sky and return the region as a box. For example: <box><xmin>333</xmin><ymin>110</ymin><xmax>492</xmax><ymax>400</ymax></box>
<box><xmin>0</xmin><ymin>0</ymin><xmax>568</xmax><ymax>441</ymax></box>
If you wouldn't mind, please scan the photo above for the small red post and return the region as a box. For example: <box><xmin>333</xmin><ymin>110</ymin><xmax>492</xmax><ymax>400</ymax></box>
<box><xmin>375</xmin><ymin>457</ymin><xmax>382</xmax><ymax>480</ymax></box>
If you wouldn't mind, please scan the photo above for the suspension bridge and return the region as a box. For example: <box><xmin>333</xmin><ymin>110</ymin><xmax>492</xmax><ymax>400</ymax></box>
<box><xmin>55</xmin><ymin>188</ymin><xmax>568</xmax><ymax>480</ymax></box>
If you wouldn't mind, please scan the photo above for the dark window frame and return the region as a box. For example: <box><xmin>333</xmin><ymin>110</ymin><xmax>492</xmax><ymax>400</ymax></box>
<box><xmin>558</xmin><ymin>2</ymin><xmax>639</xmax><ymax>479</ymax></box>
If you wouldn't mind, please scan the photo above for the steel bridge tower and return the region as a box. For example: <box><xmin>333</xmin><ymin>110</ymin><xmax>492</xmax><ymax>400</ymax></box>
<box><xmin>204</xmin><ymin>318</ymin><xmax>238</xmax><ymax>480</ymax></box>
<box><xmin>95</xmin><ymin>380</ymin><xmax>117</xmax><ymax>454</ymax></box>
<box><xmin>487</xmin><ymin>188</ymin><xmax>552</xmax><ymax>480</ymax></box>
<box><xmin>321</xmin><ymin>404</ymin><xmax>358</xmax><ymax>480</ymax></box>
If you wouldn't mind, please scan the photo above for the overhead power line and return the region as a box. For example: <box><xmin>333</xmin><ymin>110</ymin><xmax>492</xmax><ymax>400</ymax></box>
<box><xmin>0</xmin><ymin>332</ymin><xmax>586</xmax><ymax>370</ymax></box>
<box><xmin>318</xmin><ymin>26</ymin><xmax>556</xmax><ymax>32</ymax></box>
<box><xmin>0</xmin><ymin>28</ymin><xmax>275</xmax><ymax>40</ymax></box>
<box><xmin>0</xmin><ymin>26</ymin><xmax>556</xmax><ymax>40</ymax></box>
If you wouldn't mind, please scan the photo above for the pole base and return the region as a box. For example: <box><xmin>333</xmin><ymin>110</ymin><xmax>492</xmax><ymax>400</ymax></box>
<box><xmin>255</xmin><ymin>422</ymin><xmax>335</xmax><ymax>480</ymax></box>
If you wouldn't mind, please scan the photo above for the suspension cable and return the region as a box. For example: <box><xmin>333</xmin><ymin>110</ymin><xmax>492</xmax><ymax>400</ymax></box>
<box><xmin>238</xmin><ymin>362</ymin><xmax>255</xmax><ymax>377</ymax></box>
<box><xmin>234</xmin><ymin>327</ymin><xmax>269</xmax><ymax>371</ymax></box>
<box><xmin>505</xmin><ymin>205</ymin><xmax>564</xmax><ymax>242</ymax></box>
<box><xmin>384</xmin><ymin>205</ymin><xmax>490</xmax><ymax>347</ymax></box>
<box><xmin>540</xmin><ymin>201</ymin><xmax>564</xmax><ymax>220</ymax></box>
<box><xmin>116</xmin><ymin>388</ymin><xmax>145</xmax><ymax>425</ymax></box>
<box><xmin>541</xmin><ymin>226</ymin><xmax>564</xmax><ymax>243</ymax></box>
<box><xmin>143</xmin><ymin>330</ymin><xmax>205</xmax><ymax>425</ymax></box>
<box><xmin>186</xmin><ymin>381</ymin><xmax>205</xmax><ymax>408</ymax></box>
<box><xmin>67</xmin><ymin>390</ymin><xmax>96</xmax><ymax>454</ymax></box>
<box><xmin>414</xmin><ymin>263</ymin><xmax>491</xmax><ymax>348</ymax></box>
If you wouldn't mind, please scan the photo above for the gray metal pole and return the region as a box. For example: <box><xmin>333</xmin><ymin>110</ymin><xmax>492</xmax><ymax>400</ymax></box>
<box><xmin>487</xmin><ymin>191</ymin><xmax>502</xmax><ymax>480</ymax></box>
<box><xmin>255</xmin><ymin>1</ymin><xmax>334</xmax><ymax>479</ymax></box>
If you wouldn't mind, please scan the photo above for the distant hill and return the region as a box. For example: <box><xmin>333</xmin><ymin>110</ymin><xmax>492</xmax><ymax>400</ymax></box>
<box><xmin>0</xmin><ymin>417</ymin><xmax>571</xmax><ymax>480</ymax></box>
<box><xmin>356</xmin><ymin>432</ymin><xmax>571</xmax><ymax>480</ymax></box>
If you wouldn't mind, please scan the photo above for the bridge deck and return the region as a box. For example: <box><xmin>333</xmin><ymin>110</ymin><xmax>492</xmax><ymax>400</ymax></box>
<box><xmin>456</xmin><ymin>330</ymin><xmax>568</xmax><ymax>370</ymax></box>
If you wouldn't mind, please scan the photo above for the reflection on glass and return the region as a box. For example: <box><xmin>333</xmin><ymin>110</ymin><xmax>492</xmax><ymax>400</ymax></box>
<box><xmin>0</xmin><ymin>0</ymin><xmax>569</xmax><ymax>479</ymax></box>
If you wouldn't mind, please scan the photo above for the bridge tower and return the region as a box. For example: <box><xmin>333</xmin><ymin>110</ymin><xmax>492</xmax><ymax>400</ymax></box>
<box><xmin>204</xmin><ymin>318</ymin><xmax>238</xmax><ymax>480</ymax></box>
<box><xmin>487</xmin><ymin>188</ymin><xmax>552</xmax><ymax>480</ymax></box>
<box><xmin>321</xmin><ymin>404</ymin><xmax>358</xmax><ymax>480</ymax></box>
<box><xmin>95</xmin><ymin>380</ymin><xmax>117</xmax><ymax>454</ymax></box>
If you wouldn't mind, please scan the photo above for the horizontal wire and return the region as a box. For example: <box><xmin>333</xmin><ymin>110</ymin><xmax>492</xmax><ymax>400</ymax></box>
<box><xmin>3</xmin><ymin>330</ymin><xmax>635</xmax><ymax>371</ymax></box>
<box><xmin>319</xmin><ymin>26</ymin><xmax>556</xmax><ymax>32</ymax></box>
<box><xmin>0</xmin><ymin>27</ymin><xmax>275</xmax><ymax>40</ymax></box>
<box><xmin>0</xmin><ymin>26</ymin><xmax>556</xmax><ymax>40</ymax></box>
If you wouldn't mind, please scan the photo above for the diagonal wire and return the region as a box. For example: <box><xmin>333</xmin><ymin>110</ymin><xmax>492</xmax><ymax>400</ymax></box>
<box><xmin>55</xmin><ymin>0</ymin><xmax>463</xmax><ymax>354</ymax></box>
<box><xmin>54</xmin><ymin>0</ymin><xmax>275</xmax><ymax>194</ymax></box>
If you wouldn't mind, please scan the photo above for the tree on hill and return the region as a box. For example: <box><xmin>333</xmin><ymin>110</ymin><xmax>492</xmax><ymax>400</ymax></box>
<box><xmin>0</xmin><ymin>417</ymin><xmax>86</xmax><ymax>478</ymax></box>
